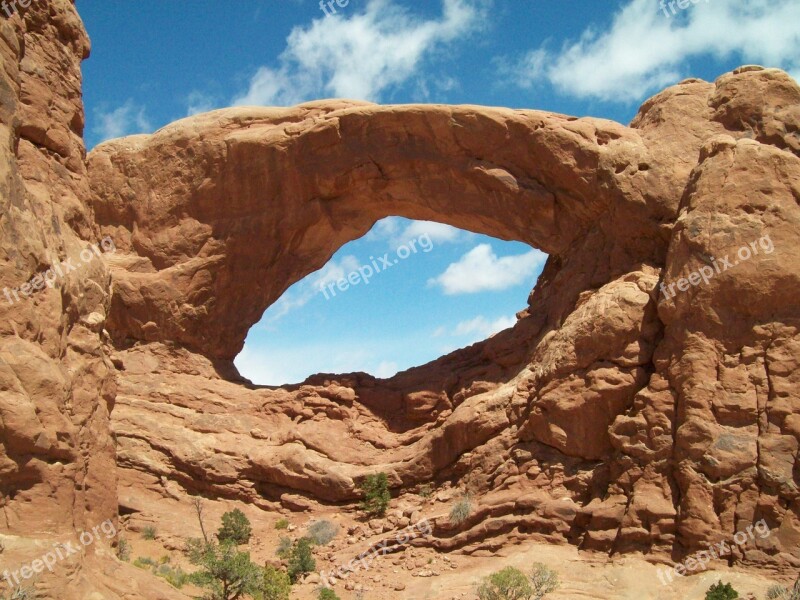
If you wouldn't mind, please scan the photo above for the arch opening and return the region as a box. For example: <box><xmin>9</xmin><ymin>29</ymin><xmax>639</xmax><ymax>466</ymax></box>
<box><xmin>234</xmin><ymin>217</ymin><xmax>548</xmax><ymax>386</ymax></box>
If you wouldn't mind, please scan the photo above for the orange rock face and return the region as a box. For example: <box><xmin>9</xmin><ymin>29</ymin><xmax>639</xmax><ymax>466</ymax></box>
<box><xmin>1</xmin><ymin>1</ymin><xmax>799</xmax><ymax>597</ymax></box>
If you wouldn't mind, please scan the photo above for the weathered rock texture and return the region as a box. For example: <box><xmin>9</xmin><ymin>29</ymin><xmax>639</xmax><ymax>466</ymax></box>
<box><xmin>0</xmin><ymin>1</ymin><xmax>799</xmax><ymax>597</ymax></box>
<box><xmin>0</xmin><ymin>2</ymin><xmax>188</xmax><ymax>598</ymax></box>
<box><xmin>88</xmin><ymin>63</ymin><xmax>800</xmax><ymax>577</ymax></box>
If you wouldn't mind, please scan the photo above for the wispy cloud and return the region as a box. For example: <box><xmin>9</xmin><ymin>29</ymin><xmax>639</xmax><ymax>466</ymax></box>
<box><xmin>186</xmin><ymin>91</ymin><xmax>219</xmax><ymax>116</ymax></box>
<box><xmin>233</xmin><ymin>0</ymin><xmax>484</xmax><ymax>106</ymax></box>
<box><xmin>504</xmin><ymin>0</ymin><xmax>800</xmax><ymax>102</ymax></box>
<box><xmin>428</xmin><ymin>243</ymin><xmax>546</xmax><ymax>295</ymax></box>
<box><xmin>91</xmin><ymin>100</ymin><xmax>152</xmax><ymax>145</ymax></box>
<box><xmin>235</xmin><ymin>343</ymin><xmax>399</xmax><ymax>385</ymax></box>
<box><xmin>453</xmin><ymin>314</ymin><xmax>515</xmax><ymax>338</ymax></box>
<box><xmin>431</xmin><ymin>313</ymin><xmax>516</xmax><ymax>353</ymax></box>
<box><xmin>261</xmin><ymin>255</ymin><xmax>361</xmax><ymax>326</ymax></box>
<box><xmin>367</xmin><ymin>217</ymin><xmax>467</xmax><ymax>248</ymax></box>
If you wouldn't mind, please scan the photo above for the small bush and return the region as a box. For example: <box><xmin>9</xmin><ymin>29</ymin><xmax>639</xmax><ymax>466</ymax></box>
<box><xmin>767</xmin><ymin>584</ymin><xmax>800</xmax><ymax>600</ymax></box>
<box><xmin>358</xmin><ymin>473</ymin><xmax>391</xmax><ymax>517</ymax></box>
<box><xmin>307</xmin><ymin>520</ymin><xmax>338</xmax><ymax>546</ymax></box>
<box><xmin>275</xmin><ymin>518</ymin><xmax>290</xmax><ymax>530</ymax></box>
<box><xmin>705</xmin><ymin>581</ymin><xmax>739</xmax><ymax>600</ymax></box>
<box><xmin>477</xmin><ymin>566</ymin><xmax>532</xmax><ymax>600</ymax></box>
<box><xmin>449</xmin><ymin>494</ymin><xmax>473</xmax><ymax>525</ymax></box>
<box><xmin>318</xmin><ymin>588</ymin><xmax>341</xmax><ymax>600</ymax></box>
<box><xmin>530</xmin><ymin>563</ymin><xmax>559</xmax><ymax>599</ymax></box>
<box><xmin>261</xmin><ymin>565</ymin><xmax>291</xmax><ymax>600</ymax></box>
<box><xmin>287</xmin><ymin>537</ymin><xmax>316</xmax><ymax>583</ymax></box>
<box><xmin>1</xmin><ymin>587</ymin><xmax>36</xmax><ymax>600</ymax></box>
<box><xmin>133</xmin><ymin>556</ymin><xmax>156</xmax><ymax>569</ymax></box>
<box><xmin>142</xmin><ymin>526</ymin><xmax>157</xmax><ymax>540</ymax></box>
<box><xmin>217</xmin><ymin>508</ymin><xmax>252</xmax><ymax>545</ymax></box>
<box><xmin>187</xmin><ymin>539</ymin><xmax>262</xmax><ymax>599</ymax></box>
<box><xmin>116</xmin><ymin>538</ymin><xmax>131</xmax><ymax>562</ymax></box>
<box><xmin>418</xmin><ymin>483</ymin><xmax>434</xmax><ymax>498</ymax></box>
<box><xmin>767</xmin><ymin>586</ymin><xmax>789</xmax><ymax>600</ymax></box>
<box><xmin>276</xmin><ymin>536</ymin><xmax>293</xmax><ymax>559</ymax></box>
<box><xmin>156</xmin><ymin>564</ymin><xmax>190</xmax><ymax>589</ymax></box>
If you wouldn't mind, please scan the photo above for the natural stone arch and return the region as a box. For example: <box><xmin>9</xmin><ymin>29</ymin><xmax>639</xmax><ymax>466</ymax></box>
<box><xmin>88</xmin><ymin>68</ymin><xmax>800</xmax><ymax>572</ymax></box>
<box><xmin>87</xmin><ymin>101</ymin><xmax>663</xmax><ymax>361</ymax></box>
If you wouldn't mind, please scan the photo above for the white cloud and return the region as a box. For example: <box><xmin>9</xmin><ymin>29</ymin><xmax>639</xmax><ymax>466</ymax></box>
<box><xmin>375</xmin><ymin>360</ymin><xmax>399</xmax><ymax>378</ymax></box>
<box><xmin>92</xmin><ymin>100</ymin><xmax>151</xmax><ymax>144</ymax></box>
<box><xmin>398</xmin><ymin>220</ymin><xmax>462</xmax><ymax>247</ymax></box>
<box><xmin>261</xmin><ymin>254</ymin><xmax>361</xmax><ymax>325</ymax></box>
<box><xmin>428</xmin><ymin>243</ymin><xmax>546</xmax><ymax>295</ymax></box>
<box><xmin>366</xmin><ymin>217</ymin><xmax>466</xmax><ymax>248</ymax></box>
<box><xmin>430</xmin><ymin>314</ymin><xmax>516</xmax><ymax>348</ymax></box>
<box><xmin>233</xmin><ymin>0</ymin><xmax>483</xmax><ymax>106</ymax></box>
<box><xmin>234</xmin><ymin>344</ymin><xmax>399</xmax><ymax>385</ymax></box>
<box><xmin>186</xmin><ymin>91</ymin><xmax>218</xmax><ymax>116</ymax></box>
<box><xmin>507</xmin><ymin>0</ymin><xmax>800</xmax><ymax>102</ymax></box>
<box><xmin>453</xmin><ymin>314</ymin><xmax>516</xmax><ymax>338</ymax></box>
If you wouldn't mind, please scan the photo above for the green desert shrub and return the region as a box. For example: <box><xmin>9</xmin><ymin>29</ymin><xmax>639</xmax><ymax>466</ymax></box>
<box><xmin>358</xmin><ymin>473</ymin><xmax>391</xmax><ymax>517</ymax></box>
<box><xmin>116</xmin><ymin>538</ymin><xmax>131</xmax><ymax>562</ymax></box>
<box><xmin>261</xmin><ymin>565</ymin><xmax>292</xmax><ymax>600</ymax></box>
<box><xmin>274</xmin><ymin>518</ymin><xmax>290</xmax><ymax>530</ymax></box>
<box><xmin>529</xmin><ymin>563</ymin><xmax>559</xmax><ymax>599</ymax></box>
<box><xmin>141</xmin><ymin>526</ymin><xmax>157</xmax><ymax>540</ymax></box>
<box><xmin>133</xmin><ymin>556</ymin><xmax>156</xmax><ymax>569</ymax></box>
<box><xmin>157</xmin><ymin>564</ymin><xmax>190</xmax><ymax>589</ymax></box>
<box><xmin>318</xmin><ymin>588</ymin><xmax>341</xmax><ymax>600</ymax></box>
<box><xmin>449</xmin><ymin>494</ymin><xmax>473</xmax><ymax>525</ymax></box>
<box><xmin>186</xmin><ymin>539</ymin><xmax>262</xmax><ymax>600</ymax></box>
<box><xmin>217</xmin><ymin>509</ymin><xmax>252</xmax><ymax>545</ymax></box>
<box><xmin>477</xmin><ymin>566</ymin><xmax>533</xmax><ymax>600</ymax></box>
<box><xmin>286</xmin><ymin>537</ymin><xmax>316</xmax><ymax>583</ymax></box>
<box><xmin>276</xmin><ymin>536</ymin><xmax>293</xmax><ymax>559</ymax></box>
<box><xmin>307</xmin><ymin>520</ymin><xmax>338</xmax><ymax>546</ymax></box>
<box><xmin>705</xmin><ymin>581</ymin><xmax>739</xmax><ymax>600</ymax></box>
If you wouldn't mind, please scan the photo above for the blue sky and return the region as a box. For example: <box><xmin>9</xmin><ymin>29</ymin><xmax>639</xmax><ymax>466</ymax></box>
<box><xmin>76</xmin><ymin>0</ymin><xmax>800</xmax><ymax>384</ymax></box>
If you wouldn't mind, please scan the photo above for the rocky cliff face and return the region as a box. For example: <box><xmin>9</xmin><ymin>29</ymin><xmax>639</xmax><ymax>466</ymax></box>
<box><xmin>1</xmin><ymin>1</ymin><xmax>799</xmax><ymax>597</ymax></box>
<box><xmin>0</xmin><ymin>2</ymin><xmax>184</xmax><ymax>598</ymax></box>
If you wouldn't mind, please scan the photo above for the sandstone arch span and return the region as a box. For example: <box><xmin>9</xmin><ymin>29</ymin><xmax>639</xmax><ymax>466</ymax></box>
<box><xmin>87</xmin><ymin>101</ymin><xmax>668</xmax><ymax>361</ymax></box>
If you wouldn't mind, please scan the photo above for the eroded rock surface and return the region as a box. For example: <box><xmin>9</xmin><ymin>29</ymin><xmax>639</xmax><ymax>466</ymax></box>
<box><xmin>0</xmin><ymin>1</ymin><xmax>798</xmax><ymax>597</ymax></box>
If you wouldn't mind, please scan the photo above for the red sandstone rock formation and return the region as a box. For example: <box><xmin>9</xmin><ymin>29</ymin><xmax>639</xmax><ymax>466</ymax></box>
<box><xmin>88</xmin><ymin>64</ymin><xmax>800</xmax><ymax>574</ymax></box>
<box><xmin>0</xmin><ymin>1</ymin><xmax>798</xmax><ymax>598</ymax></box>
